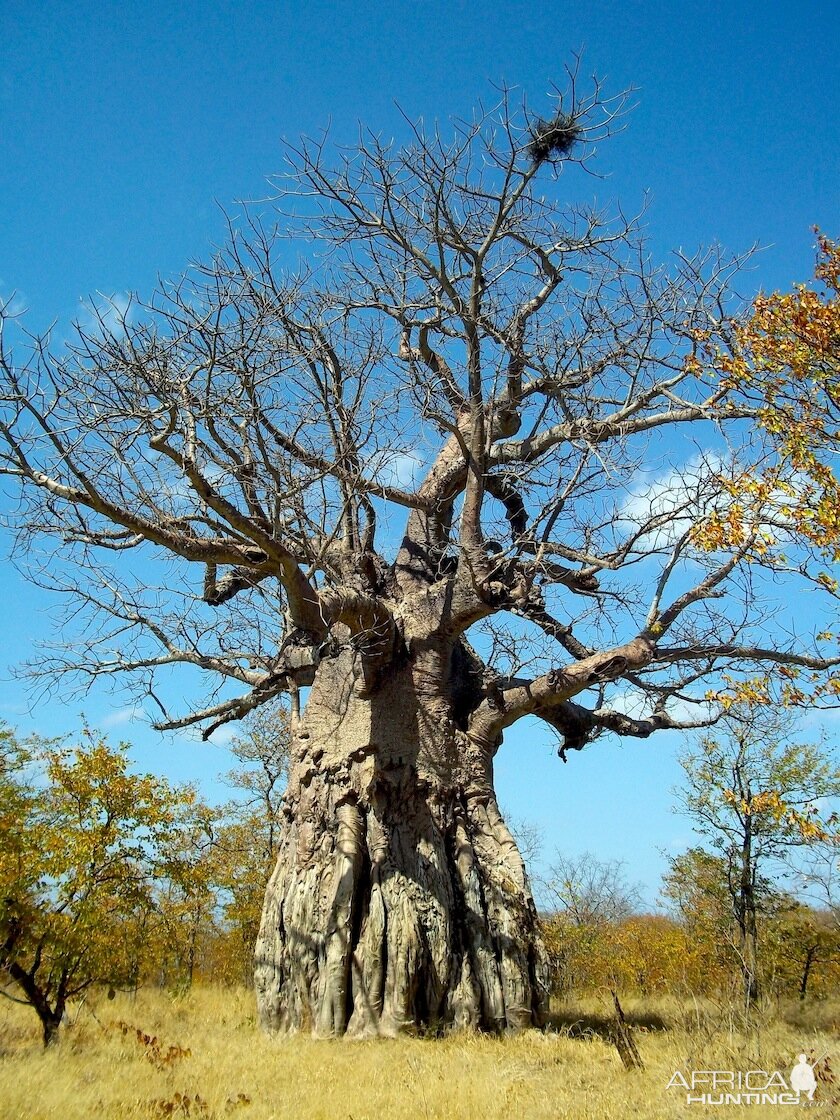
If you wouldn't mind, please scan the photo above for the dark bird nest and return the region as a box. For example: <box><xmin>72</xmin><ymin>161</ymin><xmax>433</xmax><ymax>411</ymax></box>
<box><xmin>527</xmin><ymin>112</ymin><xmax>581</xmax><ymax>166</ymax></box>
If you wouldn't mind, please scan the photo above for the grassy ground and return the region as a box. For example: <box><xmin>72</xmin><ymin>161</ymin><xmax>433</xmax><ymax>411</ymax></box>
<box><xmin>0</xmin><ymin>988</ymin><xmax>838</xmax><ymax>1119</ymax></box>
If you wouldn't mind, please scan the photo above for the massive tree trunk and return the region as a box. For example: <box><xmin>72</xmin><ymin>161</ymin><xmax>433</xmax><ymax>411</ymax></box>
<box><xmin>254</xmin><ymin>641</ymin><xmax>549</xmax><ymax>1037</ymax></box>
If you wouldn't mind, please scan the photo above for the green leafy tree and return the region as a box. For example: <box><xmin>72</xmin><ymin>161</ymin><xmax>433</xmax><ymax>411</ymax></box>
<box><xmin>0</xmin><ymin>726</ymin><xmax>199</xmax><ymax>1044</ymax></box>
<box><xmin>662</xmin><ymin>847</ymin><xmax>757</xmax><ymax>995</ymax></box>
<box><xmin>674</xmin><ymin>713</ymin><xmax>840</xmax><ymax>1007</ymax></box>
<box><xmin>151</xmin><ymin>800</ymin><xmax>220</xmax><ymax>990</ymax></box>
<box><xmin>210</xmin><ymin>703</ymin><xmax>289</xmax><ymax>984</ymax></box>
<box><xmin>765</xmin><ymin>899</ymin><xmax>840</xmax><ymax>1000</ymax></box>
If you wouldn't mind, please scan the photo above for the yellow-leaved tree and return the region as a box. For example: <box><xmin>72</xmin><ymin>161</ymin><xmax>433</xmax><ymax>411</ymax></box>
<box><xmin>0</xmin><ymin>725</ymin><xmax>202</xmax><ymax>1044</ymax></box>
<box><xmin>703</xmin><ymin>233</ymin><xmax>840</xmax><ymax>710</ymax></box>
<box><xmin>209</xmin><ymin>703</ymin><xmax>289</xmax><ymax>985</ymax></box>
<box><xmin>673</xmin><ymin>711</ymin><xmax>839</xmax><ymax>1008</ymax></box>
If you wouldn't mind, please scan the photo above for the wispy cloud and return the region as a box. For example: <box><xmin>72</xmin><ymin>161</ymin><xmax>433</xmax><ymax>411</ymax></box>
<box><xmin>0</xmin><ymin>284</ymin><xmax>29</xmax><ymax>318</ymax></box>
<box><xmin>206</xmin><ymin>724</ymin><xmax>237</xmax><ymax>746</ymax></box>
<box><xmin>101</xmin><ymin>704</ymin><xmax>144</xmax><ymax>729</ymax></box>
<box><xmin>178</xmin><ymin>723</ymin><xmax>238</xmax><ymax>747</ymax></box>
<box><xmin>366</xmin><ymin>449</ymin><xmax>425</xmax><ymax>490</ymax></box>
<box><xmin>77</xmin><ymin>291</ymin><xmax>134</xmax><ymax>339</ymax></box>
<box><xmin>618</xmin><ymin>452</ymin><xmax>726</xmax><ymax>550</ymax></box>
<box><xmin>0</xmin><ymin>702</ymin><xmax>29</xmax><ymax>716</ymax></box>
<box><xmin>604</xmin><ymin>682</ymin><xmax>719</xmax><ymax>729</ymax></box>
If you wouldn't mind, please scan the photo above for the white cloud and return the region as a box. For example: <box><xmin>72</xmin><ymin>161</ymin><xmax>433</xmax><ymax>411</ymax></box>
<box><xmin>206</xmin><ymin>724</ymin><xmax>237</xmax><ymax>746</ymax></box>
<box><xmin>0</xmin><ymin>285</ymin><xmax>29</xmax><ymax>318</ymax></box>
<box><xmin>101</xmin><ymin>704</ymin><xmax>144</xmax><ymax>729</ymax></box>
<box><xmin>178</xmin><ymin>722</ymin><xmax>238</xmax><ymax>747</ymax></box>
<box><xmin>618</xmin><ymin>452</ymin><xmax>726</xmax><ymax>550</ymax></box>
<box><xmin>603</xmin><ymin>683</ymin><xmax>719</xmax><ymax>729</ymax></box>
<box><xmin>366</xmin><ymin>449</ymin><xmax>425</xmax><ymax>489</ymax></box>
<box><xmin>77</xmin><ymin>291</ymin><xmax>134</xmax><ymax>339</ymax></box>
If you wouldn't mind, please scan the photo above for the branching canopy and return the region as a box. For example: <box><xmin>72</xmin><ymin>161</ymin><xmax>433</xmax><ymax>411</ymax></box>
<box><xmin>2</xmin><ymin>73</ymin><xmax>838</xmax><ymax>753</ymax></box>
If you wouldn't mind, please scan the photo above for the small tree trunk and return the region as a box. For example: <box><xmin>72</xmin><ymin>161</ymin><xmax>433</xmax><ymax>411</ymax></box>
<box><xmin>799</xmin><ymin>946</ymin><xmax>816</xmax><ymax>1001</ymax></box>
<box><xmin>738</xmin><ymin>819</ymin><xmax>760</xmax><ymax>1008</ymax></box>
<box><xmin>4</xmin><ymin>957</ymin><xmax>66</xmax><ymax>1047</ymax></box>
<box><xmin>741</xmin><ymin>925</ymin><xmax>759</xmax><ymax>1007</ymax></box>
<box><xmin>41</xmin><ymin>1007</ymin><xmax>64</xmax><ymax>1047</ymax></box>
<box><xmin>185</xmin><ymin>906</ymin><xmax>199</xmax><ymax>990</ymax></box>
<box><xmin>255</xmin><ymin>647</ymin><xmax>548</xmax><ymax>1036</ymax></box>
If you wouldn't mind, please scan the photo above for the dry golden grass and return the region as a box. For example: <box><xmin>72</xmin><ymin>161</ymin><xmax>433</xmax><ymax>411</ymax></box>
<box><xmin>1</xmin><ymin>987</ymin><xmax>838</xmax><ymax>1119</ymax></box>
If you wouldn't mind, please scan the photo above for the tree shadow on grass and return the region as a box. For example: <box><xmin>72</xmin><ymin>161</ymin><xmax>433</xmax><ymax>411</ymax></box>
<box><xmin>545</xmin><ymin>1007</ymin><xmax>670</xmax><ymax>1040</ymax></box>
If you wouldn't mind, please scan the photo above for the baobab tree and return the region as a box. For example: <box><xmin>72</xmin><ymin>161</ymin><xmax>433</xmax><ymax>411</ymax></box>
<box><xmin>1</xmin><ymin>74</ymin><xmax>838</xmax><ymax>1037</ymax></box>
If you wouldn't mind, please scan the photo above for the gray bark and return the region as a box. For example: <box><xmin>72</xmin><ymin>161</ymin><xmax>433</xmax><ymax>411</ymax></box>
<box><xmin>254</xmin><ymin>644</ymin><xmax>548</xmax><ymax>1037</ymax></box>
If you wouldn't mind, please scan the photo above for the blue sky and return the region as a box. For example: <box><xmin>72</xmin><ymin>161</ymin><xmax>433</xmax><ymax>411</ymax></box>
<box><xmin>1</xmin><ymin>1</ymin><xmax>839</xmax><ymax>902</ymax></box>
